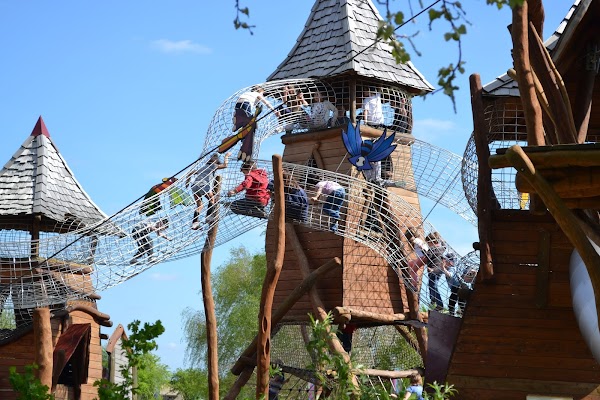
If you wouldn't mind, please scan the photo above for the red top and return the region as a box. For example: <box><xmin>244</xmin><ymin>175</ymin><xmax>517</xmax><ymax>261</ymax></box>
<box><xmin>234</xmin><ymin>169</ymin><xmax>271</xmax><ymax>206</ymax></box>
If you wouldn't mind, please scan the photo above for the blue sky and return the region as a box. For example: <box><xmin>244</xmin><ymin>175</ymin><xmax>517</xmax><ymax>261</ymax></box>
<box><xmin>0</xmin><ymin>1</ymin><xmax>569</xmax><ymax>371</ymax></box>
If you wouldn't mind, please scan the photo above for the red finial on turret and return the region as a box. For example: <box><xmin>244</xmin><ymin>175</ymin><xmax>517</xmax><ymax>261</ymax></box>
<box><xmin>30</xmin><ymin>116</ymin><xmax>50</xmax><ymax>138</ymax></box>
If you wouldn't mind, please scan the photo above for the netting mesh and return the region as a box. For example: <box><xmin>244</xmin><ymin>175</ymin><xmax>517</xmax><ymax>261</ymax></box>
<box><xmin>462</xmin><ymin>100</ymin><xmax>530</xmax><ymax>212</ymax></box>
<box><xmin>1</xmin><ymin>79</ymin><xmax>479</xmax><ymax>342</ymax></box>
<box><xmin>242</xmin><ymin>323</ymin><xmax>423</xmax><ymax>399</ymax></box>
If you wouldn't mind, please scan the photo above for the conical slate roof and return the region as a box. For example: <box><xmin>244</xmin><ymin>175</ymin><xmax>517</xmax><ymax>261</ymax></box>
<box><xmin>0</xmin><ymin>117</ymin><xmax>108</xmax><ymax>231</ymax></box>
<box><xmin>267</xmin><ymin>0</ymin><xmax>434</xmax><ymax>93</ymax></box>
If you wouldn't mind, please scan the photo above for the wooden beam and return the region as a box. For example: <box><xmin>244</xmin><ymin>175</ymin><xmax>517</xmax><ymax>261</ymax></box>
<box><xmin>353</xmin><ymin>368</ymin><xmax>421</xmax><ymax>379</ymax></box>
<box><xmin>573</xmin><ymin>42</ymin><xmax>598</xmax><ymax>143</ymax></box>
<box><xmin>511</xmin><ymin>3</ymin><xmax>545</xmax><ymax>145</ymax></box>
<box><xmin>489</xmin><ymin>147</ymin><xmax>600</xmax><ymax>169</ymax></box>
<box><xmin>331</xmin><ymin>306</ymin><xmax>408</xmax><ymax>324</ymax></box>
<box><xmin>515</xmin><ymin>169</ymin><xmax>600</xmax><ymax>198</ymax></box>
<box><xmin>508</xmin><ymin>68</ymin><xmax>558</xmax><ymax>144</ymax></box>
<box><xmin>286</xmin><ymin>224</ymin><xmax>360</xmax><ymax>395</ymax></box>
<box><xmin>350</xmin><ymin>78</ymin><xmax>357</xmax><ymax>124</ymax></box>
<box><xmin>527</xmin><ymin>21</ymin><xmax>577</xmax><ymax>143</ymax></box>
<box><xmin>470</xmin><ymin>74</ymin><xmax>495</xmax><ymax>281</ymax></box>
<box><xmin>33</xmin><ymin>307</ymin><xmax>52</xmax><ymax>394</ymax></box>
<box><xmin>311</xmin><ymin>142</ymin><xmax>325</xmax><ymax>170</ymax></box>
<box><xmin>201</xmin><ymin>176</ymin><xmax>222</xmax><ymax>400</ymax></box>
<box><xmin>223</xmin><ymin>367</ymin><xmax>254</xmax><ymax>400</ymax></box>
<box><xmin>256</xmin><ymin>155</ymin><xmax>286</xmax><ymax>399</ymax></box>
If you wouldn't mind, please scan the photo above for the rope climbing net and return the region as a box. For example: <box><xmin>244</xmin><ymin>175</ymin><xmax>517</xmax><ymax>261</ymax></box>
<box><xmin>0</xmin><ymin>79</ymin><xmax>479</xmax><ymax>341</ymax></box>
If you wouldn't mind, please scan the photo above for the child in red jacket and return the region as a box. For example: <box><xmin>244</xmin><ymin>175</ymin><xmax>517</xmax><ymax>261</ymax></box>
<box><xmin>227</xmin><ymin>161</ymin><xmax>270</xmax><ymax>218</ymax></box>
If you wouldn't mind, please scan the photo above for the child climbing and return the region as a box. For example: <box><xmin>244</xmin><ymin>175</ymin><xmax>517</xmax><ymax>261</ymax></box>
<box><xmin>310</xmin><ymin>179</ymin><xmax>346</xmax><ymax>232</ymax></box>
<box><xmin>425</xmin><ymin>232</ymin><xmax>448</xmax><ymax>310</ymax></box>
<box><xmin>402</xmin><ymin>373</ymin><xmax>424</xmax><ymax>400</ymax></box>
<box><xmin>268</xmin><ymin>171</ymin><xmax>309</xmax><ymax>223</ymax></box>
<box><xmin>185</xmin><ymin>152</ymin><xmax>230</xmax><ymax>230</ymax></box>
<box><xmin>130</xmin><ymin>218</ymin><xmax>172</xmax><ymax>265</ymax></box>
<box><xmin>227</xmin><ymin>161</ymin><xmax>271</xmax><ymax>218</ymax></box>
<box><xmin>405</xmin><ymin>228</ymin><xmax>430</xmax><ymax>290</ymax></box>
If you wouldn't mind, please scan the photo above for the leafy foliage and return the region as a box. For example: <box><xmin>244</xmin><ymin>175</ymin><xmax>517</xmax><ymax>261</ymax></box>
<box><xmin>0</xmin><ymin>309</ymin><xmax>16</xmax><ymax>329</ymax></box>
<box><xmin>307</xmin><ymin>314</ymin><xmax>351</xmax><ymax>400</ymax></box>
<box><xmin>8</xmin><ymin>364</ymin><xmax>55</xmax><ymax>400</ymax></box>
<box><xmin>233</xmin><ymin>0</ymin><xmax>525</xmax><ymax>109</ymax></box>
<box><xmin>170</xmin><ymin>368</ymin><xmax>209</xmax><ymax>400</ymax></box>
<box><xmin>94</xmin><ymin>320</ymin><xmax>166</xmax><ymax>400</ymax></box>
<box><xmin>182</xmin><ymin>246</ymin><xmax>266</xmax><ymax>372</ymax></box>
<box><xmin>233</xmin><ymin>0</ymin><xmax>255</xmax><ymax>34</ymax></box>
<box><xmin>135</xmin><ymin>353</ymin><xmax>171</xmax><ymax>399</ymax></box>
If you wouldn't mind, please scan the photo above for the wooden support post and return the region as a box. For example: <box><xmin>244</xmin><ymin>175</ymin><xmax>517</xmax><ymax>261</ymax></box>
<box><xmin>404</xmin><ymin>285</ymin><xmax>427</xmax><ymax>362</ymax></box>
<box><xmin>311</xmin><ymin>142</ymin><xmax>325</xmax><ymax>170</ymax></box>
<box><xmin>527</xmin><ymin>21</ymin><xmax>577</xmax><ymax>143</ymax></box>
<box><xmin>470</xmin><ymin>74</ymin><xmax>495</xmax><ymax>281</ymax></box>
<box><xmin>286</xmin><ymin>224</ymin><xmax>351</xmax><ymax>361</ymax></box>
<box><xmin>511</xmin><ymin>2</ymin><xmax>545</xmax><ymax>145</ymax></box>
<box><xmin>394</xmin><ymin>325</ymin><xmax>420</xmax><ymax>353</ymax></box>
<box><xmin>256</xmin><ymin>155</ymin><xmax>286</xmax><ymax>399</ymax></box>
<box><xmin>573</xmin><ymin>42</ymin><xmax>597</xmax><ymax>143</ymax></box>
<box><xmin>31</xmin><ymin>214</ymin><xmax>41</xmax><ymax>257</ymax></box>
<box><xmin>350</xmin><ymin>78</ymin><xmax>357</xmax><ymax>124</ymax></box>
<box><xmin>286</xmin><ymin>224</ymin><xmax>360</xmax><ymax>395</ymax></box>
<box><xmin>230</xmin><ymin>258</ymin><xmax>342</xmax><ymax>376</ymax></box>
<box><xmin>332</xmin><ymin>306</ymin><xmax>408</xmax><ymax>324</ymax></box>
<box><xmin>505</xmin><ymin>145</ymin><xmax>600</xmax><ymax>330</ymax></box>
<box><xmin>490</xmin><ymin>148</ymin><xmax>600</xmax><ymax>170</ymax></box>
<box><xmin>33</xmin><ymin>307</ymin><xmax>52</xmax><ymax>393</ymax></box>
<box><xmin>201</xmin><ymin>176</ymin><xmax>222</xmax><ymax>400</ymax></box>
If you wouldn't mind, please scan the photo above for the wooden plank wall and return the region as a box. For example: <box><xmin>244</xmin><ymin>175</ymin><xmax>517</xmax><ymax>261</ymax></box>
<box><xmin>446</xmin><ymin>210</ymin><xmax>600</xmax><ymax>399</ymax></box>
<box><xmin>0</xmin><ymin>308</ymin><xmax>103</xmax><ymax>400</ymax></box>
<box><xmin>270</xmin><ymin>128</ymin><xmax>423</xmax><ymax>321</ymax></box>
<box><xmin>268</xmin><ymin>225</ymin><xmax>344</xmax><ymax>321</ymax></box>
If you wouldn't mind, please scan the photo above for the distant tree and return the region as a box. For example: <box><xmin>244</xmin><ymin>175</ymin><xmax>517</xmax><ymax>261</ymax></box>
<box><xmin>95</xmin><ymin>320</ymin><xmax>165</xmax><ymax>400</ymax></box>
<box><xmin>136</xmin><ymin>353</ymin><xmax>172</xmax><ymax>400</ymax></box>
<box><xmin>182</xmin><ymin>246</ymin><xmax>266</xmax><ymax>397</ymax></box>
<box><xmin>170</xmin><ymin>368</ymin><xmax>208</xmax><ymax>400</ymax></box>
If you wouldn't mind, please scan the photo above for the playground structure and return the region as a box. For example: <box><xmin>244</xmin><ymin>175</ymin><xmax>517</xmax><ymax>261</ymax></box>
<box><xmin>1</xmin><ymin>0</ymin><xmax>600</xmax><ymax>399</ymax></box>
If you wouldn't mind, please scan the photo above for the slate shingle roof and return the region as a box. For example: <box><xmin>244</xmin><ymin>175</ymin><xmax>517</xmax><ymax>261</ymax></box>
<box><xmin>483</xmin><ymin>0</ymin><xmax>584</xmax><ymax>96</ymax></box>
<box><xmin>0</xmin><ymin>117</ymin><xmax>108</xmax><ymax>229</ymax></box>
<box><xmin>267</xmin><ymin>0</ymin><xmax>434</xmax><ymax>93</ymax></box>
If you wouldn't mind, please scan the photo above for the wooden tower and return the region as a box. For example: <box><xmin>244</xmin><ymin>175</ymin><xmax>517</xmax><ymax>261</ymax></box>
<box><xmin>265</xmin><ymin>0</ymin><xmax>433</xmax><ymax>331</ymax></box>
<box><xmin>0</xmin><ymin>117</ymin><xmax>112</xmax><ymax>399</ymax></box>
<box><xmin>446</xmin><ymin>1</ymin><xmax>600</xmax><ymax>398</ymax></box>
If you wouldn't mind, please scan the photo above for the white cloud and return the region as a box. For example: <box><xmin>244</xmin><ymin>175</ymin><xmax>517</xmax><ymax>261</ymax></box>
<box><xmin>149</xmin><ymin>272</ymin><xmax>178</xmax><ymax>281</ymax></box>
<box><xmin>167</xmin><ymin>342</ymin><xmax>177</xmax><ymax>349</ymax></box>
<box><xmin>151</xmin><ymin>39</ymin><xmax>212</xmax><ymax>55</ymax></box>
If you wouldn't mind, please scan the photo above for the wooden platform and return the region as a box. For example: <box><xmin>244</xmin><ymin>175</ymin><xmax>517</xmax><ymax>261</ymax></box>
<box><xmin>446</xmin><ymin>209</ymin><xmax>600</xmax><ymax>399</ymax></box>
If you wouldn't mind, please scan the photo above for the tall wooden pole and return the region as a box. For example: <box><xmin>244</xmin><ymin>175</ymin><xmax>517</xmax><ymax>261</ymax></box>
<box><xmin>201</xmin><ymin>176</ymin><xmax>222</xmax><ymax>400</ymax></box>
<box><xmin>470</xmin><ymin>74</ymin><xmax>495</xmax><ymax>281</ymax></box>
<box><xmin>511</xmin><ymin>1</ymin><xmax>545</xmax><ymax>146</ymax></box>
<box><xmin>33</xmin><ymin>307</ymin><xmax>52</xmax><ymax>393</ymax></box>
<box><xmin>256</xmin><ymin>154</ymin><xmax>285</xmax><ymax>399</ymax></box>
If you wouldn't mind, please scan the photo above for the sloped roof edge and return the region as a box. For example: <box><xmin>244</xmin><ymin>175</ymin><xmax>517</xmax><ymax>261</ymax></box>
<box><xmin>267</xmin><ymin>0</ymin><xmax>434</xmax><ymax>92</ymax></box>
